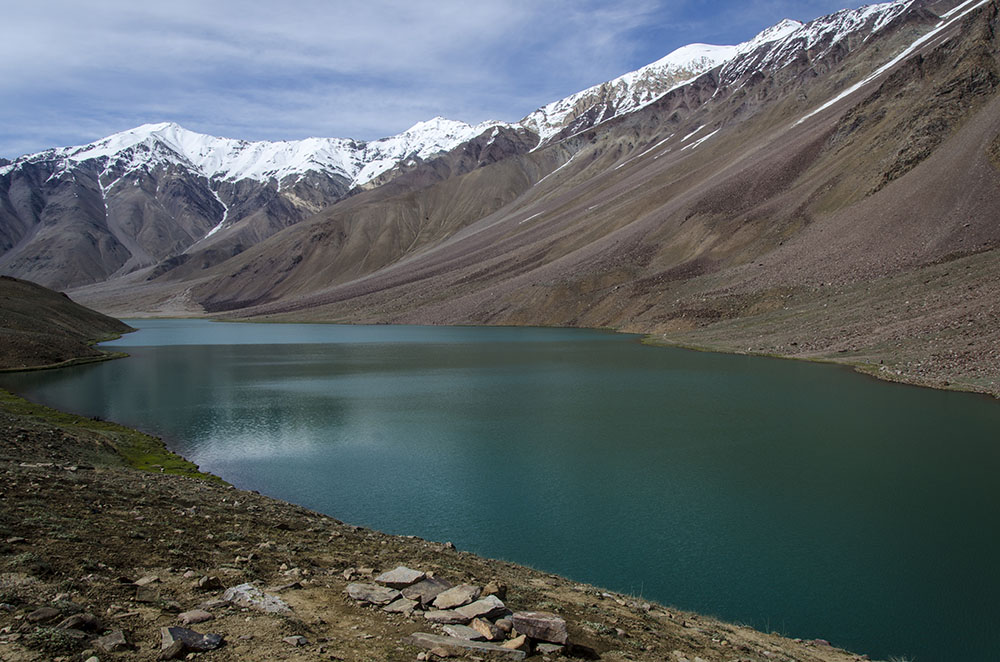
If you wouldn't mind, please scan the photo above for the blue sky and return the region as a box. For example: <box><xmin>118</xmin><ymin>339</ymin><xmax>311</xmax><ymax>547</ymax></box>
<box><xmin>1</xmin><ymin>0</ymin><xmax>875</xmax><ymax>159</ymax></box>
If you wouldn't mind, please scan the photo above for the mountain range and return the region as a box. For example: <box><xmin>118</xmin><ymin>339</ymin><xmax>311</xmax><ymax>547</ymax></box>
<box><xmin>2</xmin><ymin>0</ymin><xmax>998</xmax><ymax>395</ymax></box>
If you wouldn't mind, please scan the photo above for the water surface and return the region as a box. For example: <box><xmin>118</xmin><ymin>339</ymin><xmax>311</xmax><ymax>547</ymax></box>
<box><xmin>3</xmin><ymin>318</ymin><xmax>999</xmax><ymax>661</ymax></box>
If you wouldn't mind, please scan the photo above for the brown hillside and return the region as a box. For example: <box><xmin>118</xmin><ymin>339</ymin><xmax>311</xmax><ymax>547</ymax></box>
<box><xmin>0</xmin><ymin>276</ymin><xmax>132</xmax><ymax>370</ymax></box>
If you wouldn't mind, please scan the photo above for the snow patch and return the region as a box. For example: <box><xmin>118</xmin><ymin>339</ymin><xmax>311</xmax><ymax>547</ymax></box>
<box><xmin>793</xmin><ymin>0</ymin><xmax>989</xmax><ymax>126</ymax></box>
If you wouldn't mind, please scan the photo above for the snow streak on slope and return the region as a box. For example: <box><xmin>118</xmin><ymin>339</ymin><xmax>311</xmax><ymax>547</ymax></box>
<box><xmin>794</xmin><ymin>0</ymin><xmax>991</xmax><ymax>125</ymax></box>
<box><xmin>1</xmin><ymin>118</ymin><xmax>503</xmax><ymax>188</ymax></box>
<box><xmin>720</xmin><ymin>0</ymin><xmax>914</xmax><ymax>81</ymax></box>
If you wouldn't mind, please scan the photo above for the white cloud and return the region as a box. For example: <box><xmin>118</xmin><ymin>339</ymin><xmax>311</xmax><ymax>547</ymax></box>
<box><xmin>0</xmin><ymin>0</ymin><xmax>873</xmax><ymax>158</ymax></box>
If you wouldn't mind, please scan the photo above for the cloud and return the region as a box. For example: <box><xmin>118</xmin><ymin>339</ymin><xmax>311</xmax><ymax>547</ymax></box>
<box><xmin>0</xmin><ymin>0</ymin><xmax>874</xmax><ymax>158</ymax></box>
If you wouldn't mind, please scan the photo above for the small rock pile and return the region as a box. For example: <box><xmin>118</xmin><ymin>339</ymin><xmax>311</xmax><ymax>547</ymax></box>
<box><xmin>346</xmin><ymin>565</ymin><xmax>570</xmax><ymax>659</ymax></box>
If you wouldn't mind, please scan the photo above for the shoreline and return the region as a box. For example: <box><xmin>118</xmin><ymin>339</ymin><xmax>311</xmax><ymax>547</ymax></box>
<box><xmin>106</xmin><ymin>312</ymin><xmax>1000</xmax><ymax>399</ymax></box>
<box><xmin>0</xmin><ymin>385</ymin><xmax>870</xmax><ymax>662</ymax></box>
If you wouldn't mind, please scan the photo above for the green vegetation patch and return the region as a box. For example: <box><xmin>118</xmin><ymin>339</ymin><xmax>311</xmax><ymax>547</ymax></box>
<box><xmin>0</xmin><ymin>389</ymin><xmax>223</xmax><ymax>483</ymax></box>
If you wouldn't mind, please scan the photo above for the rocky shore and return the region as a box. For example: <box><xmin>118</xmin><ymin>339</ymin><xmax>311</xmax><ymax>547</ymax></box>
<box><xmin>0</xmin><ymin>388</ymin><xmax>874</xmax><ymax>662</ymax></box>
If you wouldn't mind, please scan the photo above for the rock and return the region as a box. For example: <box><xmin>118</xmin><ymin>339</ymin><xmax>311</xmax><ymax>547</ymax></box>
<box><xmin>283</xmin><ymin>635</ymin><xmax>308</xmax><ymax>646</ymax></box>
<box><xmin>455</xmin><ymin>595</ymin><xmax>507</xmax><ymax>621</ymax></box>
<box><xmin>55</xmin><ymin>612</ymin><xmax>101</xmax><ymax>632</ymax></box>
<box><xmin>429</xmin><ymin>646</ymin><xmax>454</xmax><ymax>658</ymax></box>
<box><xmin>135</xmin><ymin>585</ymin><xmax>159</xmax><ymax>603</ymax></box>
<box><xmin>198</xmin><ymin>598</ymin><xmax>228</xmax><ymax>610</ymax></box>
<box><xmin>470</xmin><ymin>617</ymin><xmax>502</xmax><ymax>641</ymax></box>
<box><xmin>196</xmin><ymin>575</ymin><xmax>223</xmax><ymax>591</ymax></box>
<box><xmin>382</xmin><ymin>597</ymin><xmax>418</xmax><ymax>615</ymax></box>
<box><xmin>222</xmin><ymin>583</ymin><xmax>290</xmax><ymax>613</ymax></box>
<box><xmin>537</xmin><ymin>642</ymin><xmax>564</xmax><ymax>654</ymax></box>
<box><xmin>84</xmin><ymin>657</ymin><xmax>100</xmax><ymax>662</ymax></box>
<box><xmin>182</xmin><ymin>570</ymin><xmax>197</xmax><ymax>579</ymax></box>
<box><xmin>157</xmin><ymin>640</ymin><xmax>186</xmax><ymax>660</ymax></box>
<box><xmin>442</xmin><ymin>624</ymin><xmax>486</xmax><ymax>641</ymax></box>
<box><xmin>177</xmin><ymin>609</ymin><xmax>214</xmax><ymax>625</ymax></box>
<box><xmin>135</xmin><ymin>574</ymin><xmax>160</xmax><ymax>586</ymax></box>
<box><xmin>161</xmin><ymin>600</ymin><xmax>183</xmax><ymax>613</ymax></box>
<box><xmin>495</xmin><ymin>617</ymin><xmax>513</xmax><ymax>634</ymax></box>
<box><xmin>26</xmin><ymin>607</ymin><xmax>60</xmax><ymax>623</ymax></box>
<box><xmin>345</xmin><ymin>583</ymin><xmax>401</xmax><ymax>606</ymax></box>
<box><xmin>401</xmin><ymin>577</ymin><xmax>453</xmax><ymax>606</ymax></box>
<box><xmin>403</xmin><ymin>632</ymin><xmax>526</xmax><ymax>660</ymax></box>
<box><xmin>161</xmin><ymin>626</ymin><xmax>225</xmax><ymax>652</ymax></box>
<box><xmin>512</xmin><ymin>611</ymin><xmax>569</xmax><ymax>644</ymax></box>
<box><xmin>423</xmin><ymin>609</ymin><xmax>470</xmax><ymax>624</ymax></box>
<box><xmin>95</xmin><ymin>629</ymin><xmax>129</xmax><ymax>653</ymax></box>
<box><xmin>502</xmin><ymin>634</ymin><xmax>530</xmax><ymax>651</ymax></box>
<box><xmin>483</xmin><ymin>580</ymin><xmax>508</xmax><ymax>599</ymax></box>
<box><xmin>374</xmin><ymin>566</ymin><xmax>426</xmax><ymax>589</ymax></box>
<box><xmin>432</xmin><ymin>584</ymin><xmax>481</xmax><ymax>610</ymax></box>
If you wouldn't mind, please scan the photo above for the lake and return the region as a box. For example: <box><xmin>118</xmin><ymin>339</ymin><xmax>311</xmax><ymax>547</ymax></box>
<box><xmin>3</xmin><ymin>318</ymin><xmax>998</xmax><ymax>661</ymax></box>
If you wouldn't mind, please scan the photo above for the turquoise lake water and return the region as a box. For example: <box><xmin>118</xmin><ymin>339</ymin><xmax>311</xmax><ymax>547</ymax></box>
<box><xmin>2</xmin><ymin>318</ymin><xmax>999</xmax><ymax>661</ymax></box>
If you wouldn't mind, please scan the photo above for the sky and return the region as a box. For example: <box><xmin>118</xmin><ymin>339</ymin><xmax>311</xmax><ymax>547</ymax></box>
<box><xmin>1</xmin><ymin>0</ymin><xmax>878</xmax><ymax>159</ymax></box>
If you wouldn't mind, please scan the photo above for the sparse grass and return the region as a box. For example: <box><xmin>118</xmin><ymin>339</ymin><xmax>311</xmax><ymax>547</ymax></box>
<box><xmin>0</xmin><ymin>389</ymin><xmax>223</xmax><ymax>482</ymax></box>
<box><xmin>24</xmin><ymin>626</ymin><xmax>82</xmax><ymax>655</ymax></box>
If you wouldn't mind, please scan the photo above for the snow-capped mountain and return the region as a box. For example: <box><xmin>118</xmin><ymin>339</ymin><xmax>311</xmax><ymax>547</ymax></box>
<box><xmin>518</xmin><ymin>20</ymin><xmax>803</xmax><ymax>145</ymax></box>
<box><xmin>0</xmin><ymin>0</ymin><xmax>969</xmax><ymax>294</ymax></box>
<box><xmin>1</xmin><ymin>117</ymin><xmax>503</xmax><ymax>190</ymax></box>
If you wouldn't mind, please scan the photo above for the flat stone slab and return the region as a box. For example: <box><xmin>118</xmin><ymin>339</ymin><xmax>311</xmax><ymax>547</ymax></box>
<box><xmin>455</xmin><ymin>595</ymin><xmax>507</xmax><ymax>621</ymax></box>
<box><xmin>403</xmin><ymin>632</ymin><xmax>526</xmax><ymax>660</ymax></box>
<box><xmin>424</xmin><ymin>609</ymin><xmax>471</xmax><ymax>624</ymax></box>
<box><xmin>222</xmin><ymin>583</ymin><xmax>290</xmax><ymax>613</ymax></box>
<box><xmin>374</xmin><ymin>566</ymin><xmax>426</xmax><ymax>589</ymax></box>
<box><xmin>432</xmin><ymin>583</ymin><xmax>481</xmax><ymax>610</ymax></box>
<box><xmin>95</xmin><ymin>629</ymin><xmax>129</xmax><ymax>653</ymax></box>
<box><xmin>346</xmin><ymin>582</ymin><xmax>402</xmax><ymax>606</ymax></box>
<box><xmin>401</xmin><ymin>576</ymin><xmax>453</xmax><ymax>606</ymax></box>
<box><xmin>442</xmin><ymin>624</ymin><xmax>486</xmax><ymax>641</ymax></box>
<box><xmin>512</xmin><ymin>610</ymin><xmax>569</xmax><ymax>644</ymax></box>
<box><xmin>161</xmin><ymin>626</ymin><xmax>225</xmax><ymax>652</ymax></box>
<box><xmin>383</xmin><ymin>597</ymin><xmax>419</xmax><ymax>614</ymax></box>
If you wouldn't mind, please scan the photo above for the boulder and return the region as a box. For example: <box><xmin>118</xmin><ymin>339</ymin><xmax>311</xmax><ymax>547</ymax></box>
<box><xmin>403</xmin><ymin>632</ymin><xmax>526</xmax><ymax>660</ymax></box>
<box><xmin>455</xmin><ymin>595</ymin><xmax>507</xmax><ymax>621</ymax></box>
<box><xmin>223</xmin><ymin>583</ymin><xmax>290</xmax><ymax>613</ymax></box>
<box><xmin>512</xmin><ymin>611</ymin><xmax>569</xmax><ymax>644</ymax></box>
<box><xmin>374</xmin><ymin>566</ymin><xmax>426</xmax><ymax>589</ymax></box>
<box><xmin>432</xmin><ymin>584</ymin><xmax>481</xmax><ymax>610</ymax></box>
<box><xmin>161</xmin><ymin>626</ymin><xmax>225</xmax><ymax>652</ymax></box>
<box><xmin>402</xmin><ymin>576</ymin><xmax>453</xmax><ymax>606</ymax></box>
<box><xmin>283</xmin><ymin>635</ymin><xmax>308</xmax><ymax>646</ymax></box>
<box><xmin>345</xmin><ymin>583</ymin><xmax>401</xmax><ymax>606</ymax></box>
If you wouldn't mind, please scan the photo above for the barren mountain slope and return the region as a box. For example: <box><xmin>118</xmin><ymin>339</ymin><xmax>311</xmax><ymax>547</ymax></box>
<box><xmin>73</xmin><ymin>0</ymin><xmax>1000</xmax><ymax>395</ymax></box>
<box><xmin>0</xmin><ymin>276</ymin><xmax>132</xmax><ymax>370</ymax></box>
